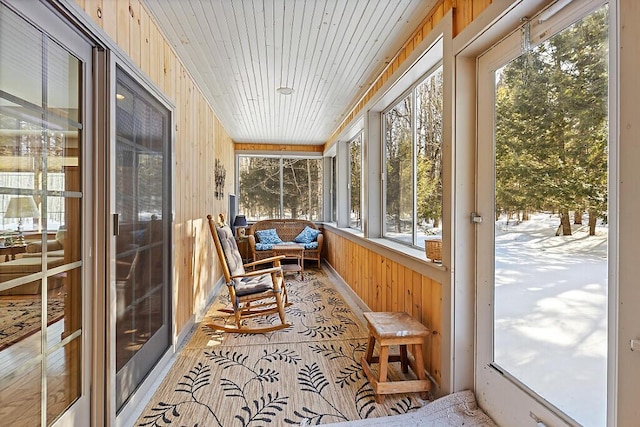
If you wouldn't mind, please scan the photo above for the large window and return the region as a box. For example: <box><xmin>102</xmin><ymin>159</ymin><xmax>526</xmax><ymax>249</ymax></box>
<box><xmin>383</xmin><ymin>66</ymin><xmax>443</xmax><ymax>247</ymax></box>
<box><xmin>239</xmin><ymin>156</ymin><xmax>323</xmax><ymax>221</ymax></box>
<box><xmin>349</xmin><ymin>133</ymin><xmax>362</xmax><ymax>229</ymax></box>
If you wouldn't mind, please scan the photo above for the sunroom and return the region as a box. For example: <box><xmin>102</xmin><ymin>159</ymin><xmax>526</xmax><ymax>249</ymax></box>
<box><xmin>0</xmin><ymin>0</ymin><xmax>639</xmax><ymax>426</ymax></box>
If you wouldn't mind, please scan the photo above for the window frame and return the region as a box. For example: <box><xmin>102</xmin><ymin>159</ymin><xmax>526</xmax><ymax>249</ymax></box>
<box><xmin>237</xmin><ymin>154</ymin><xmax>324</xmax><ymax>222</ymax></box>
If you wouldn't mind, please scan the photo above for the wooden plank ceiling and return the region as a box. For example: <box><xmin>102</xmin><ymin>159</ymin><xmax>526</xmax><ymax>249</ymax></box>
<box><xmin>142</xmin><ymin>0</ymin><xmax>436</xmax><ymax>145</ymax></box>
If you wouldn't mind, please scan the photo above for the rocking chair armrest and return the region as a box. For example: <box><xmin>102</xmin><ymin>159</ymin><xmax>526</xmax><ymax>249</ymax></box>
<box><xmin>244</xmin><ymin>255</ymin><xmax>285</xmax><ymax>268</ymax></box>
<box><xmin>230</xmin><ymin>266</ymin><xmax>282</xmax><ymax>280</ymax></box>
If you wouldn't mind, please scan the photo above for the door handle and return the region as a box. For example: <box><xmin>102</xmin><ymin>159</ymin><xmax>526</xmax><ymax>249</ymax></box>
<box><xmin>113</xmin><ymin>213</ymin><xmax>120</xmax><ymax>236</ymax></box>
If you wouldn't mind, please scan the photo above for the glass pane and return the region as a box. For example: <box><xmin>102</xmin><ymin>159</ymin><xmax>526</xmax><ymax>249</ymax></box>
<box><xmin>416</xmin><ymin>67</ymin><xmax>443</xmax><ymax>248</ymax></box>
<box><xmin>0</xmin><ymin>362</ymin><xmax>42</xmax><ymax>425</ymax></box>
<box><xmin>239</xmin><ymin>156</ymin><xmax>282</xmax><ymax>220</ymax></box>
<box><xmin>48</xmin><ymin>267</ymin><xmax>81</xmax><ymax>349</ymax></box>
<box><xmin>384</xmin><ymin>95</ymin><xmax>413</xmax><ymax>243</ymax></box>
<box><xmin>47</xmin><ymin>337</ymin><xmax>81</xmax><ymax>424</ymax></box>
<box><xmin>0</xmin><ymin>118</ymin><xmax>44</xmax><ymax>194</ymax></box>
<box><xmin>493</xmin><ymin>6</ymin><xmax>608</xmax><ymax>425</ymax></box>
<box><xmin>0</xmin><ymin>5</ymin><xmax>42</xmax><ymax>107</ymax></box>
<box><xmin>47</xmin><ymin>40</ymin><xmax>81</xmax><ymax>123</ymax></box>
<box><xmin>0</xmin><ymin>280</ymin><xmax>43</xmax><ymax>365</ymax></box>
<box><xmin>331</xmin><ymin>156</ymin><xmax>336</xmax><ymax>222</ymax></box>
<box><xmin>282</xmin><ymin>158</ymin><xmax>322</xmax><ymax>220</ymax></box>
<box><xmin>349</xmin><ymin>134</ymin><xmax>362</xmax><ymax>229</ymax></box>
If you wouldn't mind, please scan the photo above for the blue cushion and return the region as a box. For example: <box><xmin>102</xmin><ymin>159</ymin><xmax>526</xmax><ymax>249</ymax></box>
<box><xmin>302</xmin><ymin>241</ymin><xmax>318</xmax><ymax>250</ymax></box>
<box><xmin>255</xmin><ymin>228</ymin><xmax>283</xmax><ymax>245</ymax></box>
<box><xmin>255</xmin><ymin>242</ymin><xmax>274</xmax><ymax>251</ymax></box>
<box><xmin>293</xmin><ymin>226</ymin><xmax>320</xmax><ymax>244</ymax></box>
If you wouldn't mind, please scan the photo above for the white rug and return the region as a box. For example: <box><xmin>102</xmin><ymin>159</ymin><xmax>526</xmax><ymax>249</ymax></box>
<box><xmin>324</xmin><ymin>390</ymin><xmax>498</xmax><ymax>426</ymax></box>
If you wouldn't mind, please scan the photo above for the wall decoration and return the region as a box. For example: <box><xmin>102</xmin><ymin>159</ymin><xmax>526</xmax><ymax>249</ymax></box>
<box><xmin>215</xmin><ymin>159</ymin><xmax>226</xmax><ymax>200</ymax></box>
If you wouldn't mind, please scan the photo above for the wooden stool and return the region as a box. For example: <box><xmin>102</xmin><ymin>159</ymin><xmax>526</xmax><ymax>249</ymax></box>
<box><xmin>360</xmin><ymin>312</ymin><xmax>431</xmax><ymax>403</ymax></box>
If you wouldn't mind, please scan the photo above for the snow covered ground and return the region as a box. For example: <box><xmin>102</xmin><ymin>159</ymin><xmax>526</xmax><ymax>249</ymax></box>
<box><xmin>494</xmin><ymin>213</ymin><xmax>607</xmax><ymax>427</ymax></box>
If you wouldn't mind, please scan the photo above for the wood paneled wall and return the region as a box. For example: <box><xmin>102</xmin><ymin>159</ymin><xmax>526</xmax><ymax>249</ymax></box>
<box><xmin>323</xmin><ymin>228</ymin><xmax>443</xmax><ymax>385</ymax></box>
<box><xmin>74</xmin><ymin>0</ymin><xmax>233</xmax><ymax>333</ymax></box>
<box><xmin>326</xmin><ymin>0</ymin><xmax>492</xmax><ymax>148</ymax></box>
<box><xmin>235</xmin><ymin>143</ymin><xmax>324</xmax><ymax>153</ymax></box>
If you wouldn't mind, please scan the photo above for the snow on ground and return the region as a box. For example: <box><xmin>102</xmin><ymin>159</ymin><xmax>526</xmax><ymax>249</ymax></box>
<box><xmin>494</xmin><ymin>213</ymin><xmax>607</xmax><ymax>427</ymax></box>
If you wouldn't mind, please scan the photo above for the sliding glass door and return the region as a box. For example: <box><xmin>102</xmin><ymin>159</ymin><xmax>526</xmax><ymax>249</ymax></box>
<box><xmin>0</xmin><ymin>0</ymin><xmax>93</xmax><ymax>424</ymax></box>
<box><xmin>113</xmin><ymin>66</ymin><xmax>172</xmax><ymax>411</ymax></box>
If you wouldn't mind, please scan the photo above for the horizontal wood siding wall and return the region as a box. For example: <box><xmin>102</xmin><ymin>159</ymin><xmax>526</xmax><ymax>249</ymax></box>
<box><xmin>326</xmin><ymin>0</ymin><xmax>492</xmax><ymax>149</ymax></box>
<box><xmin>323</xmin><ymin>228</ymin><xmax>443</xmax><ymax>385</ymax></box>
<box><xmin>75</xmin><ymin>0</ymin><xmax>232</xmax><ymax>334</ymax></box>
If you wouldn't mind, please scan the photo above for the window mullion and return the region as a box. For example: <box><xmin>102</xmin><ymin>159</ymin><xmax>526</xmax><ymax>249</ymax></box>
<box><xmin>279</xmin><ymin>157</ymin><xmax>283</xmax><ymax>218</ymax></box>
<box><xmin>412</xmin><ymin>86</ymin><xmax>418</xmax><ymax>246</ymax></box>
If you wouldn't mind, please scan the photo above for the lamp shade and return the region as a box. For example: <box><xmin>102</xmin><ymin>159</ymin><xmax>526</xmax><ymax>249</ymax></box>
<box><xmin>5</xmin><ymin>196</ymin><xmax>40</xmax><ymax>219</ymax></box>
<box><xmin>233</xmin><ymin>215</ymin><xmax>247</xmax><ymax>227</ymax></box>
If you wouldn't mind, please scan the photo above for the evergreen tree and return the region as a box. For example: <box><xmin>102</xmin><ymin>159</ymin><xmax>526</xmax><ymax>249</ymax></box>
<box><xmin>495</xmin><ymin>7</ymin><xmax>608</xmax><ymax>235</ymax></box>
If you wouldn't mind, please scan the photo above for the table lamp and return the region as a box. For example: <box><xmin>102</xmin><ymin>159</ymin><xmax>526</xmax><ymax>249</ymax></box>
<box><xmin>4</xmin><ymin>195</ymin><xmax>40</xmax><ymax>244</ymax></box>
<box><xmin>233</xmin><ymin>214</ymin><xmax>247</xmax><ymax>237</ymax></box>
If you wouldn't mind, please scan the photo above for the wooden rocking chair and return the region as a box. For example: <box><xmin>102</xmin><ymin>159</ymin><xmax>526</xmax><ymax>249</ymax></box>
<box><xmin>206</xmin><ymin>214</ymin><xmax>291</xmax><ymax>333</ymax></box>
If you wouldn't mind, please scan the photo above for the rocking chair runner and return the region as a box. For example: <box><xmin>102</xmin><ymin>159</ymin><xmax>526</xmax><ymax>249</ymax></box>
<box><xmin>206</xmin><ymin>214</ymin><xmax>291</xmax><ymax>333</ymax></box>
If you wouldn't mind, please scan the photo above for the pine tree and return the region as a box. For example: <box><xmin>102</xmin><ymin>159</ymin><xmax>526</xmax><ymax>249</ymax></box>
<box><xmin>495</xmin><ymin>6</ymin><xmax>608</xmax><ymax>236</ymax></box>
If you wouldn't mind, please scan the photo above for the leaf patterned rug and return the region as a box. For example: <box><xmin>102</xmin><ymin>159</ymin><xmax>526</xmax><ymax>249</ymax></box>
<box><xmin>136</xmin><ymin>269</ymin><xmax>430</xmax><ymax>426</ymax></box>
<box><xmin>0</xmin><ymin>297</ymin><xmax>65</xmax><ymax>350</ymax></box>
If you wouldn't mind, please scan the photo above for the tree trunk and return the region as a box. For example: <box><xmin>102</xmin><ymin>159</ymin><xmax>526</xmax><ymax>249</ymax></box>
<box><xmin>574</xmin><ymin>210</ymin><xmax>583</xmax><ymax>225</ymax></box>
<box><xmin>588</xmin><ymin>209</ymin><xmax>597</xmax><ymax>236</ymax></box>
<box><xmin>522</xmin><ymin>210</ymin><xmax>529</xmax><ymax>221</ymax></box>
<box><xmin>561</xmin><ymin>209</ymin><xmax>572</xmax><ymax>235</ymax></box>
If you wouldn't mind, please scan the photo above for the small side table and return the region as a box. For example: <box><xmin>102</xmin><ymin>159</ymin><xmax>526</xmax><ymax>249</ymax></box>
<box><xmin>235</xmin><ymin>236</ymin><xmax>251</xmax><ymax>263</ymax></box>
<box><xmin>361</xmin><ymin>312</ymin><xmax>431</xmax><ymax>403</ymax></box>
<box><xmin>272</xmin><ymin>243</ymin><xmax>304</xmax><ymax>279</ymax></box>
<box><xmin>0</xmin><ymin>244</ymin><xmax>26</xmax><ymax>262</ymax></box>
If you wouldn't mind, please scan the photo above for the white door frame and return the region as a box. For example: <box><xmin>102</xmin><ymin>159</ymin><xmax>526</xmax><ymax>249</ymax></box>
<box><xmin>473</xmin><ymin>1</ymin><xmax>614</xmax><ymax>425</ymax></box>
<box><xmin>612</xmin><ymin>0</ymin><xmax>640</xmax><ymax>425</ymax></box>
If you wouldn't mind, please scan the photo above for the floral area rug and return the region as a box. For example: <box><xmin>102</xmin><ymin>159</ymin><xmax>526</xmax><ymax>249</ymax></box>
<box><xmin>0</xmin><ymin>297</ymin><xmax>65</xmax><ymax>350</ymax></box>
<box><xmin>136</xmin><ymin>269</ymin><xmax>430</xmax><ymax>426</ymax></box>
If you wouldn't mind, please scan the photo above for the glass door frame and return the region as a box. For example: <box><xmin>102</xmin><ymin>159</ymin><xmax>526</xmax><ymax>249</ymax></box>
<box><xmin>474</xmin><ymin>0</ymin><xmax>615</xmax><ymax>425</ymax></box>
<box><xmin>0</xmin><ymin>0</ymin><xmax>96</xmax><ymax>425</ymax></box>
<box><xmin>106</xmin><ymin>52</ymin><xmax>175</xmax><ymax>425</ymax></box>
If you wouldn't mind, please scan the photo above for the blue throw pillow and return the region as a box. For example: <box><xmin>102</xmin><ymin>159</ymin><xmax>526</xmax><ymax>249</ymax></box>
<box><xmin>294</xmin><ymin>226</ymin><xmax>320</xmax><ymax>244</ymax></box>
<box><xmin>255</xmin><ymin>228</ymin><xmax>283</xmax><ymax>245</ymax></box>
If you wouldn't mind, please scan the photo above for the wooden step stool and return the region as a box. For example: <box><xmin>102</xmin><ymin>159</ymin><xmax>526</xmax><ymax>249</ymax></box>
<box><xmin>360</xmin><ymin>312</ymin><xmax>431</xmax><ymax>403</ymax></box>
